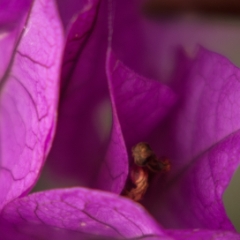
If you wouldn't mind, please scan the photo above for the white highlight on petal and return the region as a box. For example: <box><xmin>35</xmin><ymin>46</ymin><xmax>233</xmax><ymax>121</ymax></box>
<box><xmin>80</xmin><ymin>222</ymin><xmax>86</xmax><ymax>227</ymax></box>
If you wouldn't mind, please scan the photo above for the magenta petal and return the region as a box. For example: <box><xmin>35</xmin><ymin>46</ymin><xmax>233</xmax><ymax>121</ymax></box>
<box><xmin>145</xmin><ymin>48</ymin><xmax>240</xmax><ymax>230</ymax></box>
<box><xmin>0</xmin><ymin>0</ymin><xmax>31</xmax><ymax>25</ymax></box>
<box><xmin>61</xmin><ymin>0</ymin><xmax>100</xmax><ymax>91</ymax></box>
<box><xmin>96</xmin><ymin>105</ymin><xmax>128</xmax><ymax>193</ymax></box>
<box><xmin>154</xmin><ymin>132</ymin><xmax>239</xmax><ymax>230</ymax></box>
<box><xmin>112</xmin><ymin>0</ymin><xmax>163</xmax><ymax>81</ymax></box>
<box><xmin>47</xmin><ymin>0</ymin><xmax>109</xmax><ymax>187</ymax></box>
<box><xmin>112</xmin><ymin>0</ymin><xmax>147</xmax><ymax>77</ymax></box>
<box><xmin>0</xmin><ymin>0</ymin><xmax>63</xmax><ymax>208</ymax></box>
<box><xmin>56</xmin><ymin>0</ymin><xmax>94</xmax><ymax>29</ymax></box>
<box><xmin>165</xmin><ymin>48</ymin><xmax>240</xmax><ymax>173</ymax></box>
<box><xmin>96</xmin><ymin>49</ymin><xmax>176</xmax><ymax>193</ymax></box>
<box><xmin>167</xmin><ymin>229</ymin><xmax>240</xmax><ymax>240</ymax></box>
<box><xmin>0</xmin><ymin>188</ymin><xmax>168</xmax><ymax>239</ymax></box>
<box><xmin>107</xmin><ymin>50</ymin><xmax>176</xmax><ymax>147</ymax></box>
<box><xmin>0</xmin><ymin>0</ymin><xmax>32</xmax><ymax>80</ymax></box>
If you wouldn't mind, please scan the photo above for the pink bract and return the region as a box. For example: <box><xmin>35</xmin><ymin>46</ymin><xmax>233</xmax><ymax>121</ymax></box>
<box><xmin>0</xmin><ymin>0</ymin><xmax>240</xmax><ymax>239</ymax></box>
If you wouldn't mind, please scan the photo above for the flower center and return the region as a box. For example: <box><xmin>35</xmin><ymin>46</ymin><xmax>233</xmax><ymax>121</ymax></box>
<box><xmin>122</xmin><ymin>142</ymin><xmax>170</xmax><ymax>201</ymax></box>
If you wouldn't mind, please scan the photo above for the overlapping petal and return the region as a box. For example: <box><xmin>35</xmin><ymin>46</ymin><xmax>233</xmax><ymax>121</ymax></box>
<box><xmin>47</xmin><ymin>0</ymin><xmax>110</xmax><ymax>188</ymax></box>
<box><xmin>111</xmin><ymin>0</ymin><xmax>172</xmax><ymax>83</ymax></box>
<box><xmin>166</xmin><ymin>48</ymin><xmax>240</xmax><ymax>172</ymax></box>
<box><xmin>0</xmin><ymin>0</ymin><xmax>64</xmax><ymax>209</ymax></box>
<box><xmin>96</xmin><ymin>49</ymin><xmax>176</xmax><ymax>193</ymax></box>
<box><xmin>0</xmin><ymin>188</ymin><xmax>168</xmax><ymax>239</ymax></box>
<box><xmin>47</xmin><ymin>0</ymin><xmax>240</xmax><ymax>234</ymax></box>
<box><xmin>106</xmin><ymin>49</ymin><xmax>176</xmax><ymax>148</ymax></box>
<box><xmin>144</xmin><ymin>49</ymin><xmax>240</xmax><ymax>230</ymax></box>
<box><xmin>48</xmin><ymin>0</ymin><xmax>177</xmax><ymax>193</ymax></box>
<box><xmin>167</xmin><ymin>229</ymin><xmax>240</xmax><ymax>240</ymax></box>
<box><xmin>0</xmin><ymin>0</ymin><xmax>32</xmax><ymax>81</ymax></box>
<box><xmin>1</xmin><ymin>188</ymin><xmax>239</xmax><ymax>239</ymax></box>
<box><xmin>1</xmin><ymin>0</ymin><xmax>239</xmax><ymax>238</ymax></box>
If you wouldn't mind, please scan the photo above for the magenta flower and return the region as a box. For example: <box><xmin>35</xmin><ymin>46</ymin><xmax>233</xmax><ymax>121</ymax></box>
<box><xmin>0</xmin><ymin>0</ymin><xmax>240</xmax><ymax>239</ymax></box>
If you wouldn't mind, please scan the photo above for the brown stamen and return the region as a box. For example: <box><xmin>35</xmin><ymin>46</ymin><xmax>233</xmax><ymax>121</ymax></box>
<box><xmin>132</xmin><ymin>142</ymin><xmax>154</xmax><ymax>166</ymax></box>
<box><xmin>123</xmin><ymin>142</ymin><xmax>171</xmax><ymax>202</ymax></box>
<box><xmin>125</xmin><ymin>165</ymin><xmax>149</xmax><ymax>201</ymax></box>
